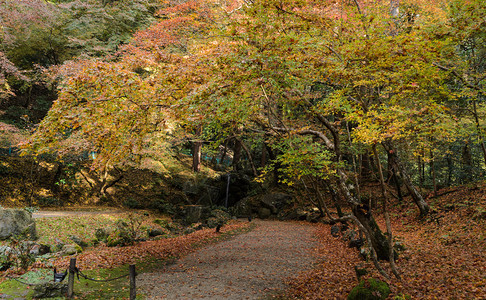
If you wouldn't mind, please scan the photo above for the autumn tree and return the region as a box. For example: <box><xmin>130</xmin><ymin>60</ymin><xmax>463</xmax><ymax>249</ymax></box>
<box><xmin>29</xmin><ymin>0</ymin><xmax>471</xmax><ymax>279</ymax></box>
<box><xmin>0</xmin><ymin>0</ymin><xmax>161</xmax><ymax>125</ymax></box>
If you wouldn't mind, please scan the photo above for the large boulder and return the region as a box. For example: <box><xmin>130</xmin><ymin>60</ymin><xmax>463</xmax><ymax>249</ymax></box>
<box><xmin>258</xmin><ymin>207</ymin><xmax>272</xmax><ymax>219</ymax></box>
<box><xmin>260</xmin><ymin>193</ymin><xmax>292</xmax><ymax>214</ymax></box>
<box><xmin>280</xmin><ymin>208</ymin><xmax>308</xmax><ymax>220</ymax></box>
<box><xmin>0</xmin><ymin>209</ymin><xmax>37</xmax><ymax>240</ymax></box>
<box><xmin>233</xmin><ymin>197</ymin><xmax>253</xmax><ymax>217</ymax></box>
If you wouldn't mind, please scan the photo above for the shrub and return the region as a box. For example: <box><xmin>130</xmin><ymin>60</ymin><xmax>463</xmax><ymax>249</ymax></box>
<box><xmin>0</xmin><ymin>247</ymin><xmax>13</xmax><ymax>271</ymax></box>
<box><xmin>348</xmin><ymin>278</ymin><xmax>391</xmax><ymax>300</ymax></box>
<box><xmin>206</xmin><ymin>208</ymin><xmax>231</xmax><ymax>229</ymax></box>
<box><xmin>95</xmin><ymin>228</ymin><xmax>110</xmax><ymax>242</ymax></box>
<box><xmin>7</xmin><ymin>237</ymin><xmax>36</xmax><ymax>271</ymax></box>
<box><xmin>123</xmin><ymin>198</ymin><xmax>143</xmax><ymax>209</ymax></box>
<box><xmin>107</xmin><ymin>213</ymin><xmax>146</xmax><ymax>247</ymax></box>
<box><xmin>37</xmin><ymin>196</ymin><xmax>60</xmax><ymax>207</ymax></box>
<box><xmin>23</xmin><ymin>206</ymin><xmax>39</xmax><ymax>214</ymax></box>
<box><xmin>151</xmin><ymin>199</ymin><xmax>175</xmax><ymax>215</ymax></box>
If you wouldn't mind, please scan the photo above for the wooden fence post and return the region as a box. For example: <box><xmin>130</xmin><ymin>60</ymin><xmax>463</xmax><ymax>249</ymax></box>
<box><xmin>129</xmin><ymin>264</ymin><xmax>136</xmax><ymax>300</ymax></box>
<box><xmin>67</xmin><ymin>258</ymin><xmax>76</xmax><ymax>298</ymax></box>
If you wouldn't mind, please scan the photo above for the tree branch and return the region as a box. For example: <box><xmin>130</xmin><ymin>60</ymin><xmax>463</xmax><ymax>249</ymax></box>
<box><xmin>271</xmin><ymin>126</ymin><xmax>335</xmax><ymax>150</ymax></box>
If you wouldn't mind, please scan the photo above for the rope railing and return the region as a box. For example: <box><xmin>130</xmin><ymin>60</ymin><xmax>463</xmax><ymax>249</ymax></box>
<box><xmin>5</xmin><ymin>258</ymin><xmax>137</xmax><ymax>299</ymax></box>
<box><xmin>67</xmin><ymin>258</ymin><xmax>137</xmax><ymax>299</ymax></box>
<box><xmin>75</xmin><ymin>267</ymin><xmax>130</xmax><ymax>282</ymax></box>
<box><xmin>6</xmin><ymin>275</ymin><xmax>38</xmax><ymax>286</ymax></box>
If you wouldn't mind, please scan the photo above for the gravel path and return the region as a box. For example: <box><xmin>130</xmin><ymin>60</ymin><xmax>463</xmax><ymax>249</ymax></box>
<box><xmin>32</xmin><ymin>209</ymin><xmax>126</xmax><ymax>218</ymax></box>
<box><xmin>138</xmin><ymin>220</ymin><xmax>320</xmax><ymax>300</ymax></box>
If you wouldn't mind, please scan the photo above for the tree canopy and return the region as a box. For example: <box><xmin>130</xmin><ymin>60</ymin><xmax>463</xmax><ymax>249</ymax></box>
<box><xmin>8</xmin><ymin>0</ymin><xmax>486</xmax><ymax>279</ymax></box>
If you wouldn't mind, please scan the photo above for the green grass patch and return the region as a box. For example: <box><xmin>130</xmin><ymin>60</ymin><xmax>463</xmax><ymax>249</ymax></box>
<box><xmin>36</xmin><ymin>215</ymin><xmax>120</xmax><ymax>245</ymax></box>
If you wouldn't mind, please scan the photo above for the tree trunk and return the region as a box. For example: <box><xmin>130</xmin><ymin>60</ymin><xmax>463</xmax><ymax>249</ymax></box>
<box><xmin>462</xmin><ymin>143</ymin><xmax>473</xmax><ymax>183</ymax></box>
<box><xmin>372</xmin><ymin>145</ymin><xmax>401</xmax><ymax>278</ymax></box>
<box><xmin>260</xmin><ymin>143</ymin><xmax>267</xmax><ymax>168</ymax></box>
<box><xmin>324</xmin><ymin>181</ymin><xmax>344</xmax><ymax>218</ymax></box>
<box><xmin>192</xmin><ymin>126</ymin><xmax>202</xmax><ymax>172</ymax></box>
<box><xmin>430</xmin><ymin>151</ymin><xmax>438</xmax><ymax>196</ymax></box>
<box><xmin>232</xmin><ymin>138</ymin><xmax>242</xmax><ymax>172</ymax></box>
<box><xmin>383</xmin><ymin>142</ymin><xmax>429</xmax><ymax>217</ymax></box>
<box><xmin>360</xmin><ymin>151</ymin><xmax>374</xmax><ymax>180</ymax></box>
<box><xmin>236</xmin><ymin>137</ymin><xmax>258</xmax><ymax>176</ymax></box>
<box><xmin>418</xmin><ymin>155</ymin><xmax>425</xmax><ymax>188</ymax></box>
<box><xmin>353</xmin><ymin>204</ymin><xmax>390</xmax><ymax>261</ymax></box>
<box><xmin>446</xmin><ymin>154</ymin><xmax>453</xmax><ymax>187</ymax></box>
<box><xmin>220</xmin><ymin>139</ymin><xmax>228</xmax><ymax>166</ymax></box>
<box><xmin>265</xmin><ymin>144</ymin><xmax>281</xmax><ymax>186</ymax></box>
<box><xmin>387</xmin><ymin>150</ymin><xmax>403</xmax><ymax>202</ymax></box>
<box><xmin>472</xmin><ymin>99</ymin><xmax>486</xmax><ymax>167</ymax></box>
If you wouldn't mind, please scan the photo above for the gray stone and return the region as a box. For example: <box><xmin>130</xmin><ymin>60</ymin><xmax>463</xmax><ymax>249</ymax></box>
<box><xmin>360</xmin><ymin>247</ymin><xmax>371</xmax><ymax>260</ymax></box>
<box><xmin>0</xmin><ymin>246</ymin><xmax>12</xmax><ymax>255</ymax></box>
<box><xmin>306</xmin><ymin>211</ymin><xmax>321</xmax><ymax>223</ymax></box>
<box><xmin>29</xmin><ymin>244</ymin><xmax>50</xmax><ymax>256</ymax></box>
<box><xmin>284</xmin><ymin>208</ymin><xmax>308</xmax><ymax>220</ymax></box>
<box><xmin>33</xmin><ymin>282</ymin><xmax>68</xmax><ymax>299</ymax></box>
<box><xmin>0</xmin><ymin>209</ymin><xmax>37</xmax><ymax>240</ymax></box>
<box><xmin>331</xmin><ymin>225</ymin><xmax>340</xmax><ymax>237</ymax></box>
<box><xmin>0</xmin><ymin>246</ymin><xmax>13</xmax><ymax>271</ymax></box>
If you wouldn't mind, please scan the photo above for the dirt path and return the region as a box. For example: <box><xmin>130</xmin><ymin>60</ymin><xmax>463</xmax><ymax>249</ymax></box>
<box><xmin>138</xmin><ymin>220</ymin><xmax>320</xmax><ymax>300</ymax></box>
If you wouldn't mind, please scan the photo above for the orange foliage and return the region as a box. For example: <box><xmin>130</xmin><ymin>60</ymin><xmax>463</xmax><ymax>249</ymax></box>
<box><xmin>285</xmin><ymin>186</ymin><xmax>486</xmax><ymax>299</ymax></box>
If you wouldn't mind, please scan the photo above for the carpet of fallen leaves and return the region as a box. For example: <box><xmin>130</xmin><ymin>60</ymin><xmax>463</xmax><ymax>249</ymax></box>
<box><xmin>284</xmin><ymin>184</ymin><xmax>486</xmax><ymax>299</ymax></box>
<box><xmin>44</xmin><ymin>221</ymin><xmax>251</xmax><ymax>272</ymax></box>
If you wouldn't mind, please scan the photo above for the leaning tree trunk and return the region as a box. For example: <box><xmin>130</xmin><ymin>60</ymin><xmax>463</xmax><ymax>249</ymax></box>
<box><xmin>383</xmin><ymin>142</ymin><xmax>429</xmax><ymax>217</ymax></box>
<box><xmin>352</xmin><ymin>204</ymin><xmax>391</xmax><ymax>260</ymax></box>
<box><xmin>335</xmin><ymin>169</ymin><xmax>391</xmax><ymax>261</ymax></box>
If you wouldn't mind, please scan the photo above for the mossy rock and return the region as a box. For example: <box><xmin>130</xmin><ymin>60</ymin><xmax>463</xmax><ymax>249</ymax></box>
<box><xmin>61</xmin><ymin>244</ymin><xmax>82</xmax><ymax>256</ymax></box>
<box><xmin>33</xmin><ymin>282</ymin><xmax>68</xmax><ymax>299</ymax></box>
<box><xmin>348</xmin><ymin>278</ymin><xmax>391</xmax><ymax>300</ymax></box>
